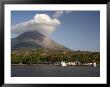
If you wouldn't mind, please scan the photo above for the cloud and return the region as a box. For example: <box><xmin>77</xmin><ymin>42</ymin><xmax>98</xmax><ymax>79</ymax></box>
<box><xmin>52</xmin><ymin>11</ymin><xmax>73</xmax><ymax>18</ymax></box>
<box><xmin>65</xmin><ymin>11</ymin><xmax>73</xmax><ymax>14</ymax></box>
<box><xmin>52</xmin><ymin>11</ymin><xmax>63</xmax><ymax>18</ymax></box>
<box><xmin>12</xmin><ymin>14</ymin><xmax>61</xmax><ymax>37</ymax></box>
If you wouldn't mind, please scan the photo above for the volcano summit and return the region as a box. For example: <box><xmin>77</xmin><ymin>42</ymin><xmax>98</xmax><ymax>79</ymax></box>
<box><xmin>11</xmin><ymin>31</ymin><xmax>70</xmax><ymax>51</ymax></box>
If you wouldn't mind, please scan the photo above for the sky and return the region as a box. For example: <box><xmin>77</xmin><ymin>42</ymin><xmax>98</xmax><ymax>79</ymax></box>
<box><xmin>11</xmin><ymin>11</ymin><xmax>100</xmax><ymax>52</ymax></box>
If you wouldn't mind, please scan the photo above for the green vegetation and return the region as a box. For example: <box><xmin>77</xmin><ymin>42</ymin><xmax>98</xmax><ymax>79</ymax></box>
<box><xmin>11</xmin><ymin>48</ymin><xmax>100</xmax><ymax>64</ymax></box>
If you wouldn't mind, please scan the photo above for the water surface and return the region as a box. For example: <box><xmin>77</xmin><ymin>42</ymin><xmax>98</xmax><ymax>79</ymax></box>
<box><xmin>11</xmin><ymin>64</ymin><xmax>100</xmax><ymax>77</ymax></box>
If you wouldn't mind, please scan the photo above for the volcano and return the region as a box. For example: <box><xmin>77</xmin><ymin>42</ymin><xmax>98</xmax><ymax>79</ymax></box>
<box><xmin>11</xmin><ymin>31</ymin><xmax>70</xmax><ymax>51</ymax></box>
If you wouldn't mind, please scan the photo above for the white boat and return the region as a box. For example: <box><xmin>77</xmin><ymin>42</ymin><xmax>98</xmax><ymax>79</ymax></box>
<box><xmin>61</xmin><ymin>61</ymin><xmax>67</xmax><ymax>66</ymax></box>
<box><xmin>93</xmin><ymin>62</ymin><xmax>96</xmax><ymax>67</ymax></box>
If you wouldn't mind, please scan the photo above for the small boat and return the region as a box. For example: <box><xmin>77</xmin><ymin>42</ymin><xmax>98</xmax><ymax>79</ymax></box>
<box><xmin>61</xmin><ymin>61</ymin><xmax>67</xmax><ymax>66</ymax></box>
<box><xmin>55</xmin><ymin>62</ymin><xmax>61</xmax><ymax>66</ymax></box>
<box><xmin>93</xmin><ymin>62</ymin><xmax>96</xmax><ymax>67</ymax></box>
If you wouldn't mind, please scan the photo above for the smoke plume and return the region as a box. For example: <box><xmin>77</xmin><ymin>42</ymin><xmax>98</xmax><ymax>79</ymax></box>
<box><xmin>12</xmin><ymin>14</ymin><xmax>61</xmax><ymax>37</ymax></box>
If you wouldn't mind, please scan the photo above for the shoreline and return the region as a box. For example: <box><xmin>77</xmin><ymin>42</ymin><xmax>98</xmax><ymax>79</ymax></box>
<box><xmin>11</xmin><ymin>64</ymin><xmax>54</xmax><ymax>66</ymax></box>
<box><xmin>11</xmin><ymin>64</ymin><xmax>100</xmax><ymax>67</ymax></box>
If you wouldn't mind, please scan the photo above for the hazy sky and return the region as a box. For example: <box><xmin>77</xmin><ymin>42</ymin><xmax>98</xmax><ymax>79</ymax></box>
<box><xmin>11</xmin><ymin>11</ymin><xmax>100</xmax><ymax>52</ymax></box>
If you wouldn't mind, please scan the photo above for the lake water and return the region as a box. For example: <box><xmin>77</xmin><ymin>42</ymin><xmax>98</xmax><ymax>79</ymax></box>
<box><xmin>11</xmin><ymin>64</ymin><xmax>100</xmax><ymax>77</ymax></box>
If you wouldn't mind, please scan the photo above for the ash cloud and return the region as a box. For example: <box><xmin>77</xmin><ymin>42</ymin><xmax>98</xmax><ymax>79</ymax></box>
<box><xmin>52</xmin><ymin>11</ymin><xmax>73</xmax><ymax>18</ymax></box>
<box><xmin>12</xmin><ymin>14</ymin><xmax>61</xmax><ymax>37</ymax></box>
